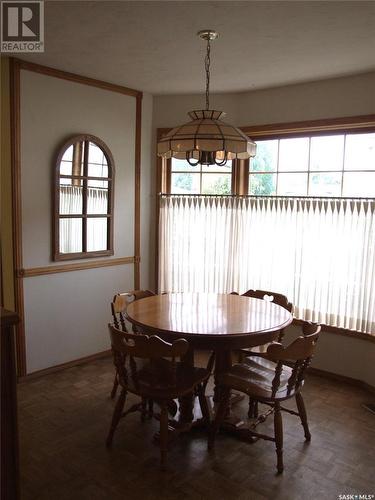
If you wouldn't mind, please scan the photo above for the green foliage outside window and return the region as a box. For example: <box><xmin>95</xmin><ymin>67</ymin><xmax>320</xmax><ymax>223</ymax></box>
<box><xmin>250</xmin><ymin>142</ymin><xmax>276</xmax><ymax>195</ymax></box>
<box><xmin>174</xmin><ymin>173</ymin><xmax>193</xmax><ymax>191</ymax></box>
<box><xmin>250</xmin><ymin>173</ymin><xmax>275</xmax><ymax>195</ymax></box>
<box><xmin>202</xmin><ymin>176</ymin><xmax>231</xmax><ymax>195</ymax></box>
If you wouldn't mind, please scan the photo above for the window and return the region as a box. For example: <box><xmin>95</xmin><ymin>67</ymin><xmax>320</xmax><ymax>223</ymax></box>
<box><xmin>170</xmin><ymin>158</ymin><xmax>232</xmax><ymax>194</ymax></box>
<box><xmin>249</xmin><ymin>132</ymin><xmax>375</xmax><ymax>197</ymax></box>
<box><xmin>157</xmin><ymin>118</ymin><xmax>375</xmax><ymax>336</ymax></box>
<box><xmin>159</xmin><ymin>121</ymin><xmax>375</xmax><ymax>198</ymax></box>
<box><xmin>159</xmin><ymin>194</ymin><xmax>375</xmax><ymax>335</ymax></box>
<box><xmin>54</xmin><ymin>135</ymin><xmax>114</xmax><ymax>260</ymax></box>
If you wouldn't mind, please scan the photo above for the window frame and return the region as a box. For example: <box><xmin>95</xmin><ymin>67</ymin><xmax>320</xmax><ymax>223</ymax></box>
<box><xmin>248</xmin><ymin>131</ymin><xmax>375</xmax><ymax>198</ymax></box>
<box><xmin>166</xmin><ymin>158</ymin><xmax>252</xmax><ymax>195</ymax></box>
<box><xmin>243</xmin><ymin>115</ymin><xmax>375</xmax><ymax>197</ymax></box>
<box><xmin>156</xmin><ymin>116</ymin><xmax>375</xmax><ymax>341</ymax></box>
<box><xmin>170</xmin><ymin>160</ymin><xmax>234</xmax><ymax>195</ymax></box>
<box><xmin>157</xmin><ymin>115</ymin><xmax>375</xmax><ymax>198</ymax></box>
<box><xmin>53</xmin><ymin>134</ymin><xmax>115</xmax><ymax>261</ymax></box>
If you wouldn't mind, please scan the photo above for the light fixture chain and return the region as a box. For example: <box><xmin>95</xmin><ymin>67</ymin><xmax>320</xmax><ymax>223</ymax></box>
<box><xmin>205</xmin><ymin>37</ymin><xmax>211</xmax><ymax>110</ymax></box>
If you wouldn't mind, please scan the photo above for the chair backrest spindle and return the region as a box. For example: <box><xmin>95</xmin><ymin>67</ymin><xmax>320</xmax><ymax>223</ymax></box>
<box><xmin>110</xmin><ymin>290</ymin><xmax>155</xmax><ymax>333</ymax></box>
<box><xmin>271</xmin><ymin>360</ymin><xmax>284</xmax><ymax>397</ymax></box>
<box><xmin>108</xmin><ymin>324</ymin><xmax>189</xmax><ymax>389</ymax></box>
<box><xmin>266</xmin><ymin>322</ymin><xmax>321</xmax><ymax>395</ymax></box>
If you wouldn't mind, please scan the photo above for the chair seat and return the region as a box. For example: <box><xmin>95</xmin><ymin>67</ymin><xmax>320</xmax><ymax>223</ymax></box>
<box><xmin>217</xmin><ymin>359</ymin><xmax>301</xmax><ymax>401</ymax></box>
<box><xmin>124</xmin><ymin>360</ymin><xmax>209</xmax><ymax>400</ymax></box>
<box><xmin>244</xmin><ymin>354</ymin><xmax>277</xmax><ymax>373</ymax></box>
<box><xmin>239</xmin><ymin>344</ymin><xmax>270</xmax><ymax>356</ymax></box>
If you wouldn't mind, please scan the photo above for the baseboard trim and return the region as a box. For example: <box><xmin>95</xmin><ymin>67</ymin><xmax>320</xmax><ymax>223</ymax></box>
<box><xmin>308</xmin><ymin>366</ymin><xmax>375</xmax><ymax>395</ymax></box>
<box><xmin>18</xmin><ymin>349</ymin><xmax>112</xmax><ymax>382</ymax></box>
<box><xmin>17</xmin><ymin>349</ymin><xmax>375</xmax><ymax>396</ymax></box>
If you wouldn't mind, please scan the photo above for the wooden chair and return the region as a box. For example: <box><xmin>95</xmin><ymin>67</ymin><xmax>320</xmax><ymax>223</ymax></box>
<box><xmin>111</xmin><ymin>290</ymin><xmax>156</xmax><ymax>333</ymax></box>
<box><xmin>231</xmin><ymin>290</ymin><xmax>293</xmax><ymax>418</ymax></box>
<box><xmin>110</xmin><ymin>290</ymin><xmax>155</xmax><ymax>399</ymax></box>
<box><xmin>245</xmin><ymin>322</ymin><xmax>319</xmax><ymax>419</ymax></box>
<box><xmin>232</xmin><ymin>289</ymin><xmax>293</xmax><ymax>350</ymax></box>
<box><xmin>106</xmin><ymin>325</ymin><xmax>212</xmax><ymax>469</ymax></box>
<box><xmin>208</xmin><ymin>321</ymin><xmax>321</xmax><ymax>473</ymax></box>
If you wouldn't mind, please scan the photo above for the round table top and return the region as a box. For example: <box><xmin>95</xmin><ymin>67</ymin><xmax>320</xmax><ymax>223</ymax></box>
<box><xmin>125</xmin><ymin>293</ymin><xmax>292</xmax><ymax>341</ymax></box>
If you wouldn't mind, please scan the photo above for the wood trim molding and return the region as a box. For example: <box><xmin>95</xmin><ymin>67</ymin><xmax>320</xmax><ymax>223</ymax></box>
<box><xmin>18</xmin><ymin>349</ymin><xmax>112</xmax><ymax>382</ymax></box>
<box><xmin>9</xmin><ymin>58</ymin><xmax>143</xmax><ymax>376</ymax></box>
<box><xmin>158</xmin><ymin>127</ymin><xmax>172</xmax><ymax>139</ymax></box>
<box><xmin>155</xmin><ymin>117</ymin><xmax>375</xmax><ymax>338</ymax></box>
<box><xmin>155</xmin><ymin>158</ymin><xmax>161</xmax><ymax>290</ymax></box>
<box><xmin>15</xmin><ymin>59</ymin><xmax>142</xmax><ymax>98</ymax></box>
<box><xmin>10</xmin><ymin>58</ymin><xmax>26</xmax><ymax>376</ymax></box>
<box><xmin>308</xmin><ymin>366</ymin><xmax>375</xmax><ymax>395</ymax></box>
<box><xmin>293</xmin><ymin>319</ymin><xmax>375</xmax><ymax>343</ymax></box>
<box><xmin>53</xmin><ymin>134</ymin><xmax>116</xmax><ymax>261</ymax></box>
<box><xmin>19</xmin><ymin>256</ymin><xmax>135</xmax><ymax>278</ymax></box>
<box><xmin>241</xmin><ymin>114</ymin><xmax>375</xmax><ymax>139</ymax></box>
<box><xmin>231</xmin><ymin>159</ymin><xmax>249</xmax><ymax>195</ymax></box>
<box><xmin>18</xmin><ymin>346</ymin><xmax>375</xmax><ymax>397</ymax></box>
<box><xmin>242</xmin><ymin>115</ymin><xmax>375</xmax><ymax>343</ymax></box>
<box><xmin>155</xmin><ymin>129</ymin><xmax>172</xmax><ymax>290</ymax></box>
<box><xmin>134</xmin><ymin>94</ymin><xmax>142</xmax><ymax>289</ymax></box>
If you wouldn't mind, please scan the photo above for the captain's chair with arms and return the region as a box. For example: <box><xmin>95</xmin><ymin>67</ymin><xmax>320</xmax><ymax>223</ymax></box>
<box><xmin>209</xmin><ymin>321</ymin><xmax>321</xmax><ymax>474</ymax></box>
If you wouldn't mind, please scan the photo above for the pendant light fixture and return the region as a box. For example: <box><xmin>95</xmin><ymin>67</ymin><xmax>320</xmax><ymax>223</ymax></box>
<box><xmin>157</xmin><ymin>30</ymin><xmax>257</xmax><ymax>166</ymax></box>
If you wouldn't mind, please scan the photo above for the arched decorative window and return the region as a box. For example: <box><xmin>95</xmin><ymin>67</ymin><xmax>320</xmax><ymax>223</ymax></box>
<box><xmin>54</xmin><ymin>134</ymin><xmax>115</xmax><ymax>260</ymax></box>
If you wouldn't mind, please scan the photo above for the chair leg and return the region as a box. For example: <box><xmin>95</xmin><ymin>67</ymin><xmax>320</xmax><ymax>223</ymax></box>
<box><xmin>141</xmin><ymin>398</ymin><xmax>147</xmax><ymax>422</ymax></box>
<box><xmin>197</xmin><ymin>384</ymin><xmax>211</xmax><ymax>427</ymax></box>
<box><xmin>248</xmin><ymin>398</ymin><xmax>258</xmax><ymax>418</ymax></box>
<box><xmin>277</xmin><ymin>328</ymin><xmax>285</xmax><ymax>343</ymax></box>
<box><xmin>208</xmin><ymin>386</ymin><xmax>230</xmax><ymax>450</ymax></box>
<box><xmin>106</xmin><ymin>388</ymin><xmax>127</xmax><ymax>447</ymax></box>
<box><xmin>159</xmin><ymin>403</ymin><xmax>169</xmax><ymax>470</ymax></box>
<box><xmin>202</xmin><ymin>351</ymin><xmax>215</xmax><ymax>392</ymax></box>
<box><xmin>274</xmin><ymin>402</ymin><xmax>284</xmax><ymax>474</ymax></box>
<box><xmin>295</xmin><ymin>392</ymin><xmax>311</xmax><ymax>441</ymax></box>
<box><xmin>148</xmin><ymin>399</ymin><xmax>154</xmax><ymax>418</ymax></box>
<box><xmin>110</xmin><ymin>372</ymin><xmax>119</xmax><ymax>399</ymax></box>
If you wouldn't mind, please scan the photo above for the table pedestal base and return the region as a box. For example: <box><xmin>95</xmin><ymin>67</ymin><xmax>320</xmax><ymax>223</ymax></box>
<box><xmin>153</xmin><ymin>392</ymin><xmax>259</xmax><ymax>445</ymax></box>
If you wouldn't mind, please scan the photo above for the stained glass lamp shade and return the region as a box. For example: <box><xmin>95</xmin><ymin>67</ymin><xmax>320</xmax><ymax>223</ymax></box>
<box><xmin>157</xmin><ymin>109</ymin><xmax>256</xmax><ymax>166</ymax></box>
<box><xmin>157</xmin><ymin>30</ymin><xmax>257</xmax><ymax>167</ymax></box>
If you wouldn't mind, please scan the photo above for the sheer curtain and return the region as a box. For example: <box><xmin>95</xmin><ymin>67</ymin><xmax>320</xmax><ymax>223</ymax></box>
<box><xmin>59</xmin><ymin>186</ymin><xmax>83</xmax><ymax>253</ymax></box>
<box><xmin>159</xmin><ymin>195</ymin><xmax>375</xmax><ymax>334</ymax></box>
<box><xmin>86</xmin><ymin>187</ymin><xmax>108</xmax><ymax>251</ymax></box>
<box><xmin>59</xmin><ymin>186</ymin><xmax>108</xmax><ymax>253</ymax></box>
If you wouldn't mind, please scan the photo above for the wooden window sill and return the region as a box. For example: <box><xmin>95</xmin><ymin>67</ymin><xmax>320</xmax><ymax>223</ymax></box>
<box><xmin>292</xmin><ymin>319</ymin><xmax>375</xmax><ymax>343</ymax></box>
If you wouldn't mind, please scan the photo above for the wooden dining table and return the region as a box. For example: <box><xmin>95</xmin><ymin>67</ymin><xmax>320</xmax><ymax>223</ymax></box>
<box><xmin>125</xmin><ymin>292</ymin><xmax>293</xmax><ymax>440</ymax></box>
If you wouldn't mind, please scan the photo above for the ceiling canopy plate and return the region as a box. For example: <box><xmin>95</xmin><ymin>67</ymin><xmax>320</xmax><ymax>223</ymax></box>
<box><xmin>197</xmin><ymin>30</ymin><xmax>219</xmax><ymax>41</ymax></box>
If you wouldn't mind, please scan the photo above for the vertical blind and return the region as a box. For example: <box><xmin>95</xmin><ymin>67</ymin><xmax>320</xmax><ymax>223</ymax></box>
<box><xmin>159</xmin><ymin>195</ymin><xmax>375</xmax><ymax>334</ymax></box>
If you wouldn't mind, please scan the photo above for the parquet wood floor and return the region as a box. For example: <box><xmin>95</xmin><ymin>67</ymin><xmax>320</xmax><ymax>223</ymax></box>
<box><xmin>18</xmin><ymin>356</ymin><xmax>375</xmax><ymax>500</ymax></box>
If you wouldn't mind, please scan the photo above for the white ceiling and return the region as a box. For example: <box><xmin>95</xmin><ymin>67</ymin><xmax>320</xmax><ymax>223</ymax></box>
<box><xmin>20</xmin><ymin>1</ymin><xmax>375</xmax><ymax>95</ymax></box>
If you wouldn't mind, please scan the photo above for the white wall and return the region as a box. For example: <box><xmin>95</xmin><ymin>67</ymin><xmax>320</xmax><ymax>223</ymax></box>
<box><xmin>20</xmin><ymin>70</ymin><xmax>153</xmax><ymax>373</ymax></box>
<box><xmin>285</xmin><ymin>325</ymin><xmax>375</xmax><ymax>388</ymax></box>
<box><xmin>152</xmin><ymin>71</ymin><xmax>375</xmax><ymax>388</ymax></box>
<box><xmin>153</xmin><ymin>71</ymin><xmax>375</xmax><ymax>128</ymax></box>
<box><xmin>19</xmin><ymin>66</ymin><xmax>374</xmax><ymax>382</ymax></box>
<box><xmin>23</xmin><ymin>266</ymin><xmax>133</xmax><ymax>372</ymax></box>
<box><xmin>235</xmin><ymin>71</ymin><xmax>375</xmax><ymax>126</ymax></box>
